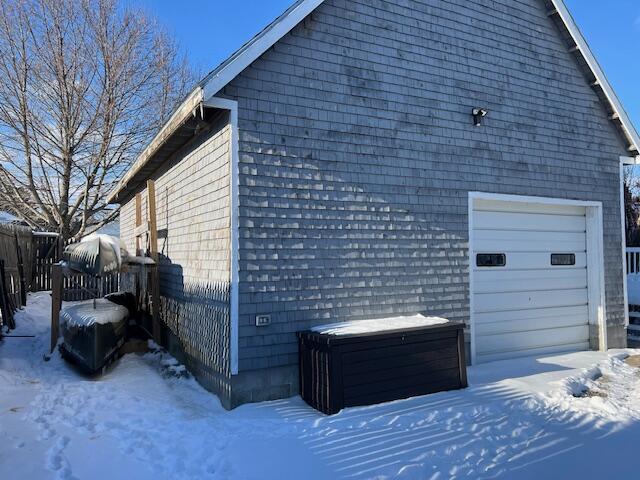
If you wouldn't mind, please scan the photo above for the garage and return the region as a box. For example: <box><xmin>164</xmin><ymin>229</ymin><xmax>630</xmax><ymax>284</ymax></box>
<box><xmin>469</xmin><ymin>193</ymin><xmax>606</xmax><ymax>364</ymax></box>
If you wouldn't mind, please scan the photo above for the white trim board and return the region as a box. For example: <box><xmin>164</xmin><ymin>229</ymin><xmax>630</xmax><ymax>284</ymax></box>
<box><xmin>620</xmin><ymin>156</ymin><xmax>637</xmax><ymax>328</ymax></box>
<box><xmin>204</xmin><ymin>98</ymin><xmax>240</xmax><ymax>376</ymax></box>
<box><xmin>468</xmin><ymin>192</ymin><xmax>607</xmax><ymax>364</ymax></box>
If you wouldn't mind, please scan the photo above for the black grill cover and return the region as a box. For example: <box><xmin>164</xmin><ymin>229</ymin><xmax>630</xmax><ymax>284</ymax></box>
<box><xmin>60</xmin><ymin>297</ymin><xmax>130</xmax><ymax>373</ymax></box>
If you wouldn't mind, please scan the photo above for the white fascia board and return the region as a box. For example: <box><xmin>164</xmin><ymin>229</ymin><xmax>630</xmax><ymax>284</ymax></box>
<box><xmin>551</xmin><ymin>0</ymin><xmax>640</xmax><ymax>154</ymax></box>
<box><xmin>107</xmin><ymin>87</ymin><xmax>204</xmax><ymax>203</ymax></box>
<box><xmin>202</xmin><ymin>0</ymin><xmax>324</xmax><ymax>100</ymax></box>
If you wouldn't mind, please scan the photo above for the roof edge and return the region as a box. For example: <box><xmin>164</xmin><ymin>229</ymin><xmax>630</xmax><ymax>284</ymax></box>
<box><xmin>109</xmin><ymin>0</ymin><xmax>640</xmax><ymax>205</ymax></box>
<box><xmin>198</xmin><ymin>0</ymin><xmax>639</xmax><ymax>156</ymax></box>
<box><xmin>550</xmin><ymin>0</ymin><xmax>640</xmax><ymax>154</ymax></box>
<box><xmin>201</xmin><ymin>0</ymin><xmax>324</xmax><ymax>100</ymax></box>
<box><xmin>107</xmin><ymin>87</ymin><xmax>204</xmax><ymax>204</ymax></box>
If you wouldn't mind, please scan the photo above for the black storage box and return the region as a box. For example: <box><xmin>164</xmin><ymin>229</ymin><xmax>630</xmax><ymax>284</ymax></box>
<box><xmin>298</xmin><ymin>322</ymin><xmax>467</xmax><ymax>415</ymax></box>
<box><xmin>59</xmin><ymin>296</ymin><xmax>131</xmax><ymax>373</ymax></box>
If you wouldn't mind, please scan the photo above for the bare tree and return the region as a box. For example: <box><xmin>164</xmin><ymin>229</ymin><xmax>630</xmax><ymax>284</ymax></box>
<box><xmin>625</xmin><ymin>167</ymin><xmax>640</xmax><ymax>246</ymax></box>
<box><xmin>0</xmin><ymin>0</ymin><xmax>195</xmax><ymax>240</ymax></box>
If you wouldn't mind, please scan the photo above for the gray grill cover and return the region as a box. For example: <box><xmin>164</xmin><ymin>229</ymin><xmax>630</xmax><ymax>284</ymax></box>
<box><xmin>63</xmin><ymin>237</ymin><xmax>120</xmax><ymax>276</ymax></box>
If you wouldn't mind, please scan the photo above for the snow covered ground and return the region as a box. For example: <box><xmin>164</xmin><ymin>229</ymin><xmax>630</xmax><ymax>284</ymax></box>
<box><xmin>2</xmin><ymin>293</ymin><xmax>640</xmax><ymax>480</ymax></box>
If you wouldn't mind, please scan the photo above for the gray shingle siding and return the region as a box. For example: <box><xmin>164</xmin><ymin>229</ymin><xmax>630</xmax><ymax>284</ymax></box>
<box><xmin>119</xmin><ymin>0</ymin><xmax>629</xmax><ymax>407</ymax></box>
<box><xmin>120</xmin><ymin>112</ymin><xmax>233</xmax><ymax>405</ymax></box>
<box><xmin>221</xmin><ymin>0</ymin><xmax>627</xmax><ymax>384</ymax></box>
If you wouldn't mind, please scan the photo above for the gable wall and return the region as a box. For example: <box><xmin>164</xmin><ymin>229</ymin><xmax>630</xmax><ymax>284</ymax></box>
<box><xmin>222</xmin><ymin>0</ymin><xmax>628</xmax><ymax>387</ymax></box>
<box><xmin>120</xmin><ymin>112</ymin><xmax>233</xmax><ymax>403</ymax></box>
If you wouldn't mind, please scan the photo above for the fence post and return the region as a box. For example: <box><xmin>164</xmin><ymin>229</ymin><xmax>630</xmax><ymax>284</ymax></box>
<box><xmin>50</xmin><ymin>263</ymin><xmax>63</xmax><ymax>353</ymax></box>
<box><xmin>147</xmin><ymin>180</ymin><xmax>161</xmax><ymax>344</ymax></box>
<box><xmin>14</xmin><ymin>230</ymin><xmax>26</xmax><ymax>307</ymax></box>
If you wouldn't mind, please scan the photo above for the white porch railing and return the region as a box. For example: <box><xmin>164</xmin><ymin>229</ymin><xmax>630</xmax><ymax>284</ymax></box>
<box><xmin>627</xmin><ymin>248</ymin><xmax>640</xmax><ymax>275</ymax></box>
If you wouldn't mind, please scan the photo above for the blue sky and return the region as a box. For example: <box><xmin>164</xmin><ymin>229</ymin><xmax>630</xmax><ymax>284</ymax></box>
<box><xmin>130</xmin><ymin>0</ymin><xmax>640</xmax><ymax>132</ymax></box>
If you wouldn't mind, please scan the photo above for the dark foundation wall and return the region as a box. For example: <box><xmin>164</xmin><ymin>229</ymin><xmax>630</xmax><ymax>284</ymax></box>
<box><xmin>120</xmin><ymin>112</ymin><xmax>234</xmax><ymax>407</ymax></box>
<box><xmin>220</xmin><ymin>0</ymin><xmax>628</xmax><ymax>403</ymax></box>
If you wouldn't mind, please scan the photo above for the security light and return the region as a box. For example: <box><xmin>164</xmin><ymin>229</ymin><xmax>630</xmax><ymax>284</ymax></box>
<box><xmin>472</xmin><ymin>108</ymin><xmax>488</xmax><ymax>126</ymax></box>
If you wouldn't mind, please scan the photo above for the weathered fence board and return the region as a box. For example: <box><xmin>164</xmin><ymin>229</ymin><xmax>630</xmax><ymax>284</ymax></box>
<box><xmin>0</xmin><ymin>260</ymin><xmax>15</xmax><ymax>329</ymax></box>
<box><xmin>0</xmin><ymin>225</ymin><xmax>121</xmax><ymax>332</ymax></box>
<box><xmin>32</xmin><ymin>233</ymin><xmax>60</xmax><ymax>292</ymax></box>
<box><xmin>62</xmin><ymin>273</ymin><xmax>119</xmax><ymax>302</ymax></box>
<box><xmin>0</xmin><ymin>224</ymin><xmax>32</xmax><ymax>329</ymax></box>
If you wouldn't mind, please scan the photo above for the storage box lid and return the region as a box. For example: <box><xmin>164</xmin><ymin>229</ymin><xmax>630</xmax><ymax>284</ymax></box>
<box><xmin>299</xmin><ymin>315</ymin><xmax>463</xmax><ymax>345</ymax></box>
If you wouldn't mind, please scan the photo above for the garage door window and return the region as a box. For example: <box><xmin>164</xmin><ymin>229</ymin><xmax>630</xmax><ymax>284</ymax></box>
<box><xmin>476</xmin><ymin>253</ymin><xmax>506</xmax><ymax>267</ymax></box>
<box><xmin>551</xmin><ymin>254</ymin><xmax>576</xmax><ymax>266</ymax></box>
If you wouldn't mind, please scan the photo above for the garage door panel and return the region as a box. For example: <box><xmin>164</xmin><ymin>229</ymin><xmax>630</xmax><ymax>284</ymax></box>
<box><xmin>475</xmin><ymin>288</ymin><xmax>587</xmax><ymax>314</ymax></box>
<box><xmin>475</xmin><ymin>311</ymin><xmax>588</xmax><ymax>335</ymax></box>
<box><xmin>471</xmin><ymin>198</ymin><xmax>590</xmax><ymax>363</ymax></box>
<box><xmin>474</xmin><ymin>230</ymin><xmax>586</xmax><ymax>252</ymax></box>
<box><xmin>473</xmin><ymin>252</ymin><xmax>587</xmax><ymax>271</ymax></box>
<box><xmin>474</xmin><ymin>269</ymin><xmax>587</xmax><ymax>293</ymax></box>
<box><xmin>476</xmin><ymin>325</ymin><xmax>590</xmax><ymax>356</ymax></box>
<box><xmin>477</xmin><ymin>342</ymin><xmax>590</xmax><ymax>364</ymax></box>
<box><xmin>474</xmin><ymin>305</ymin><xmax>589</xmax><ymax>325</ymax></box>
<box><xmin>473</xmin><ymin>211</ymin><xmax>586</xmax><ymax>233</ymax></box>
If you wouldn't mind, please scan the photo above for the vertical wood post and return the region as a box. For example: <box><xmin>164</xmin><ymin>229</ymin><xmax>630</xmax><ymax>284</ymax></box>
<box><xmin>147</xmin><ymin>180</ymin><xmax>161</xmax><ymax>343</ymax></box>
<box><xmin>0</xmin><ymin>260</ymin><xmax>14</xmax><ymax>330</ymax></box>
<box><xmin>457</xmin><ymin>328</ymin><xmax>469</xmax><ymax>388</ymax></box>
<box><xmin>50</xmin><ymin>263</ymin><xmax>63</xmax><ymax>353</ymax></box>
<box><xmin>135</xmin><ymin>193</ymin><xmax>142</xmax><ymax>256</ymax></box>
<box><xmin>14</xmin><ymin>230</ymin><xmax>26</xmax><ymax>307</ymax></box>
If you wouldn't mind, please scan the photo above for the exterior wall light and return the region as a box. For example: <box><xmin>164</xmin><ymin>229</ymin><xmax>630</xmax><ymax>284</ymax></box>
<box><xmin>472</xmin><ymin>108</ymin><xmax>488</xmax><ymax>126</ymax></box>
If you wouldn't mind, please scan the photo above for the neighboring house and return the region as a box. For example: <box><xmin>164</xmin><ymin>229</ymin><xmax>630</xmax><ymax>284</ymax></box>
<box><xmin>108</xmin><ymin>0</ymin><xmax>640</xmax><ymax>409</ymax></box>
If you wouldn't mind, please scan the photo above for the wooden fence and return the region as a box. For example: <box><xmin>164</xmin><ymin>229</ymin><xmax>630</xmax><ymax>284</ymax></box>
<box><xmin>0</xmin><ymin>226</ymin><xmax>122</xmax><ymax>331</ymax></box>
<box><xmin>62</xmin><ymin>273</ymin><xmax>119</xmax><ymax>302</ymax></box>
<box><xmin>30</xmin><ymin>233</ymin><xmax>120</xmax><ymax>300</ymax></box>
<box><xmin>0</xmin><ymin>224</ymin><xmax>33</xmax><ymax>329</ymax></box>
<box><xmin>32</xmin><ymin>233</ymin><xmax>61</xmax><ymax>292</ymax></box>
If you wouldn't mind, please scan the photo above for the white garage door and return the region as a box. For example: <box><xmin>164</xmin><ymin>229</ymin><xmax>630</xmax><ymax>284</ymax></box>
<box><xmin>471</xmin><ymin>198</ymin><xmax>590</xmax><ymax>363</ymax></box>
